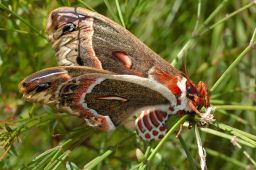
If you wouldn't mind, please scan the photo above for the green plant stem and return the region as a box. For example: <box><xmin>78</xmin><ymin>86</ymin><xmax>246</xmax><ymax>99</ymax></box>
<box><xmin>31</xmin><ymin>150</ymin><xmax>58</xmax><ymax>170</ymax></box>
<box><xmin>200</xmin><ymin>1</ymin><xmax>256</xmax><ymax>36</ymax></box>
<box><xmin>43</xmin><ymin>150</ymin><xmax>62</xmax><ymax>170</ymax></box>
<box><xmin>104</xmin><ymin>0</ymin><xmax>120</xmax><ymax>23</ymax></box>
<box><xmin>0</xmin><ymin>3</ymin><xmax>47</xmax><ymax>39</ymax></box>
<box><xmin>141</xmin><ymin>115</ymin><xmax>188</xmax><ymax>169</ymax></box>
<box><xmin>192</xmin><ymin>0</ymin><xmax>202</xmax><ymax>35</ymax></box>
<box><xmin>206</xmin><ymin>148</ymin><xmax>247</xmax><ymax>168</ymax></box>
<box><xmin>0</xmin><ymin>28</ymin><xmax>30</xmax><ymax>34</ymax></box>
<box><xmin>50</xmin><ymin>150</ymin><xmax>71</xmax><ymax>170</ymax></box>
<box><xmin>212</xmin><ymin>122</ymin><xmax>256</xmax><ymax>141</ymax></box>
<box><xmin>78</xmin><ymin>0</ymin><xmax>95</xmax><ymax>11</ymax></box>
<box><xmin>200</xmin><ymin>128</ymin><xmax>255</xmax><ymax>148</ymax></box>
<box><xmin>172</xmin><ymin>40</ymin><xmax>194</xmax><ymax>66</ymax></box>
<box><xmin>211</xmin><ymin>27</ymin><xmax>256</xmax><ymax>92</ymax></box>
<box><xmin>115</xmin><ymin>0</ymin><xmax>126</xmax><ymax>27</ymax></box>
<box><xmin>201</xmin><ymin>0</ymin><xmax>229</xmax><ymax>27</ymax></box>
<box><xmin>215</xmin><ymin>105</ymin><xmax>256</xmax><ymax>111</ymax></box>
<box><xmin>230</xmin><ymin>138</ymin><xmax>256</xmax><ymax>167</ymax></box>
<box><xmin>83</xmin><ymin>149</ymin><xmax>113</xmax><ymax>170</ymax></box>
<box><xmin>179</xmin><ymin>135</ymin><xmax>197</xmax><ymax>170</ymax></box>
<box><xmin>173</xmin><ymin>1</ymin><xmax>254</xmax><ymax>66</ymax></box>
<box><xmin>148</xmin><ymin>115</ymin><xmax>188</xmax><ymax>161</ymax></box>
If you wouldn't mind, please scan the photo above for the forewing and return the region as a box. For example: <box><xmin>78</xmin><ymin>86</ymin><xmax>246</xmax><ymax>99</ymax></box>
<box><xmin>46</xmin><ymin>7</ymin><xmax>181</xmax><ymax>77</ymax></box>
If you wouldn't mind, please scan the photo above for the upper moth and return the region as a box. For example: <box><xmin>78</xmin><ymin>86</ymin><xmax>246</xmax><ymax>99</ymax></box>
<box><xmin>19</xmin><ymin>7</ymin><xmax>213</xmax><ymax>141</ymax></box>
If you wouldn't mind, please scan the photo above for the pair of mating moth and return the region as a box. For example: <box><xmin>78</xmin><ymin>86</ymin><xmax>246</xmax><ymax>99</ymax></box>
<box><xmin>19</xmin><ymin>7</ymin><xmax>213</xmax><ymax>141</ymax></box>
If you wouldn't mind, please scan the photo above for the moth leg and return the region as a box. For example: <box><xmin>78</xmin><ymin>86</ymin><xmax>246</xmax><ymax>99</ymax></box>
<box><xmin>188</xmin><ymin>101</ymin><xmax>203</xmax><ymax>117</ymax></box>
<box><xmin>135</xmin><ymin>109</ymin><xmax>169</xmax><ymax>141</ymax></box>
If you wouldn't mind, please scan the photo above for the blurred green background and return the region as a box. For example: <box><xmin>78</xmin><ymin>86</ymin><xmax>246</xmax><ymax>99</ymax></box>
<box><xmin>0</xmin><ymin>0</ymin><xmax>256</xmax><ymax>169</ymax></box>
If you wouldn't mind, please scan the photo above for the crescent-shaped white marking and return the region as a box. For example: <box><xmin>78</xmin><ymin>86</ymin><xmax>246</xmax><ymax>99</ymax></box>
<box><xmin>109</xmin><ymin>74</ymin><xmax>177</xmax><ymax>106</ymax></box>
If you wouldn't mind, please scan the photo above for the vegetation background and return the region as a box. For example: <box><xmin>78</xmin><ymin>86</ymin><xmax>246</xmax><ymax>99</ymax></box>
<box><xmin>0</xmin><ymin>0</ymin><xmax>256</xmax><ymax>169</ymax></box>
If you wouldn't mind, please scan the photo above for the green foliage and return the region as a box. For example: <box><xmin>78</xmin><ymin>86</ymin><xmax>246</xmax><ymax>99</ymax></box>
<box><xmin>0</xmin><ymin>0</ymin><xmax>256</xmax><ymax>169</ymax></box>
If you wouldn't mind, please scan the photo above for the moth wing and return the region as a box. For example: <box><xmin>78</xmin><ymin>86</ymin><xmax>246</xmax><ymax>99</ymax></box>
<box><xmin>19</xmin><ymin>66</ymin><xmax>176</xmax><ymax>129</ymax></box>
<box><xmin>46</xmin><ymin>7</ymin><xmax>181</xmax><ymax>77</ymax></box>
<box><xmin>56</xmin><ymin>72</ymin><xmax>176</xmax><ymax>128</ymax></box>
<box><xmin>135</xmin><ymin>109</ymin><xmax>169</xmax><ymax>141</ymax></box>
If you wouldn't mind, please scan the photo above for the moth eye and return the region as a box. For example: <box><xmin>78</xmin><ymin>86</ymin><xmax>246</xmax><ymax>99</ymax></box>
<box><xmin>187</xmin><ymin>86</ymin><xmax>197</xmax><ymax>99</ymax></box>
<box><xmin>36</xmin><ymin>82</ymin><xmax>51</xmax><ymax>93</ymax></box>
<box><xmin>62</xmin><ymin>23</ymin><xmax>76</xmax><ymax>34</ymax></box>
<box><xmin>187</xmin><ymin>86</ymin><xmax>193</xmax><ymax>94</ymax></box>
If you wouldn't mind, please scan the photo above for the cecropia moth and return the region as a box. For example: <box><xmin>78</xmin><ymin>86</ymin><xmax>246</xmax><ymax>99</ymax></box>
<box><xmin>19</xmin><ymin>7</ymin><xmax>213</xmax><ymax>141</ymax></box>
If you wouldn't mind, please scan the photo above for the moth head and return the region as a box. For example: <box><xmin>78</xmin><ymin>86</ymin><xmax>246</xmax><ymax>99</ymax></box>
<box><xmin>186</xmin><ymin>80</ymin><xmax>210</xmax><ymax>109</ymax></box>
<box><xmin>18</xmin><ymin>68</ymin><xmax>70</xmax><ymax>104</ymax></box>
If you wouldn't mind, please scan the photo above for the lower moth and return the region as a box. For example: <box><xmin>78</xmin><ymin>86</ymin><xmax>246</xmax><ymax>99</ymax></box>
<box><xmin>19</xmin><ymin>7</ymin><xmax>213</xmax><ymax>141</ymax></box>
